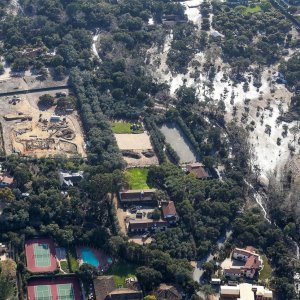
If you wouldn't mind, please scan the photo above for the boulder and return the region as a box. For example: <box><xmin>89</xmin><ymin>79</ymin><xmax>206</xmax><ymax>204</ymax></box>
<box><xmin>258</xmin><ymin>175</ymin><xmax>269</xmax><ymax>187</ymax></box>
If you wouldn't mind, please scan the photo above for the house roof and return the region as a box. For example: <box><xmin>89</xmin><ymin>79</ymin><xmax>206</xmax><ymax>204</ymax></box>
<box><xmin>220</xmin><ymin>285</ymin><xmax>240</xmax><ymax>296</ymax></box>
<box><xmin>119</xmin><ymin>189</ymin><xmax>156</xmax><ymax>201</ymax></box>
<box><xmin>93</xmin><ymin>276</ymin><xmax>116</xmax><ymax>300</ymax></box>
<box><xmin>162</xmin><ymin>201</ymin><xmax>177</xmax><ymax>218</ymax></box>
<box><xmin>59</xmin><ymin>171</ymin><xmax>83</xmax><ymax>186</ymax></box>
<box><xmin>153</xmin><ymin>284</ymin><xmax>182</xmax><ymax>300</ymax></box>
<box><xmin>221</xmin><ymin>284</ymin><xmax>273</xmax><ymax>299</ymax></box>
<box><xmin>60</xmin><ymin>171</ymin><xmax>84</xmax><ymax>179</ymax></box>
<box><xmin>129</xmin><ymin>219</ymin><xmax>168</xmax><ymax>230</ymax></box>
<box><xmin>245</xmin><ymin>246</ymin><xmax>256</xmax><ymax>253</ymax></box>
<box><xmin>109</xmin><ymin>288</ymin><xmax>143</xmax><ymax>300</ymax></box>
<box><xmin>239</xmin><ymin>283</ymin><xmax>273</xmax><ymax>300</ymax></box>
<box><xmin>187</xmin><ymin>163</ymin><xmax>209</xmax><ymax>179</ymax></box>
<box><xmin>233</xmin><ymin>248</ymin><xmax>258</xmax><ymax>257</ymax></box>
<box><xmin>0</xmin><ymin>172</ymin><xmax>14</xmax><ymax>185</ymax></box>
<box><xmin>224</xmin><ymin>268</ymin><xmax>243</xmax><ymax>275</ymax></box>
<box><xmin>94</xmin><ymin>277</ymin><xmax>143</xmax><ymax>300</ymax></box>
<box><xmin>244</xmin><ymin>255</ymin><xmax>262</xmax><ymax>270</ymax></box>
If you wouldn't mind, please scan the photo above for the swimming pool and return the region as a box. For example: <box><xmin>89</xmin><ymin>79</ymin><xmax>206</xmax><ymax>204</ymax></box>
<box><xmin>79</xmin><ymin>247</ymin><xmax>99</xmax><ymax>268</ymax></box>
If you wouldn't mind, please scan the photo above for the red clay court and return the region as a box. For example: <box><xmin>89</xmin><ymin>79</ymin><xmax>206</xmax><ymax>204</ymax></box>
<box><xmin>27</xmin><ymin>276</ymin><xmax>81</xmax><ymax>300</ymax></box>
<box><xmin>25</xmin><ymin>238</ymin><xmax>57</xmax><ymax>273</ymax></box>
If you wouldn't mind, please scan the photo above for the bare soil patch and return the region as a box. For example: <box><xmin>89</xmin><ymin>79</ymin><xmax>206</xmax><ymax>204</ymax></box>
<box><xmin>0</xmin><ymin>90</ymin><xmax>86</xmax><ymax>157</ymax></box>
<box><xmin>115</xmin><ymin>132</ymin><xmax>152</xmax><ymax>150</ymax></box>
<box><xmin>115</xmin><ymin>132</ymin><xmax>158</xmax><ymax>167</ymax></box>
<box><xmin>113</xmin><ymin>196</ymin><xmax>127</xmax><ymax>234</ymax></box>
<box><xmin>128</xmin><ymin>236</ymin><xmax>152</xmax><ymax>245</ymax></box>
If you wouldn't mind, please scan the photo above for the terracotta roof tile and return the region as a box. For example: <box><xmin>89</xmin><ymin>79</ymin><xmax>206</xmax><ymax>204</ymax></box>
<box><xmin>187</xmin><ymin>164</ymin><xmax>209</xmax><ymax>179</ymax></box>
<box><xmin>162</xmin><ymin>201</ymin><xmax>177</xmax><ymax>218</ymax></box>
<box><xmin>244</xmin><ymin>255</ymin><xmax>262</xmax><ymax>270</ymax></box>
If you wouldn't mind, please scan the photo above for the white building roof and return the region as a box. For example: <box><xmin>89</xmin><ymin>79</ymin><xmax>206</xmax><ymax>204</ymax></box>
<box><xmin>221</xmin><ymin>284</ymin><xmax>273</xmax><ymax>299</ymax></box>
<box><xmin>220</xmin><ymin>286</ymin><xmax>240</xmax><ymax>296</ymax></box>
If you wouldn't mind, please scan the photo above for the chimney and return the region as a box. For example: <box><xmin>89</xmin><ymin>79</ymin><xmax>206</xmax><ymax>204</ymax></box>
<box><xmin>252</xmin><ymin>287</ymin><xmax>257</xmax><ymax>300</ymax></box>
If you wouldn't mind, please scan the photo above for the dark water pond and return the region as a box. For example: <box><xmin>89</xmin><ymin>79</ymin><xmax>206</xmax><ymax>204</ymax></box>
<box><xmin>160</xmin><ymin>122</ymin><xmax>198</xmax><ymax>163</ymax></box>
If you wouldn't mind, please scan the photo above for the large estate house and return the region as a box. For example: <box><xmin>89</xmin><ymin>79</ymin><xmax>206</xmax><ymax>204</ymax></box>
<box><xmin>224</xmin><ymin>247</ymin><xmax>263</xmax><ymax>280</ymax></box>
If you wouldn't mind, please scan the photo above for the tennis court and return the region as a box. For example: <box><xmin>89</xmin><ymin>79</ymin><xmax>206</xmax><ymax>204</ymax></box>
<box><xmin>57</xmin><ymin>284</ymin><xmax>74</xmax><ymax>300</ymax></box>
<box><xmin>35</xmin><ymin>285</ymin><xmax>52</xmax><ymax>300</ymax></box>
<box><xmin>25</xmin><ymin>238</ymin><xmax>57</xmax><ymax>272</ymax></box>
<box><xmin>27</xmin><ymin>277</ymin><xmax>81</xmax><ymax>300</ymax></box>
<box><xmin>34</xmin><ymin>244</ymin><xmax>51</xmax><ymax>267</ymax></box>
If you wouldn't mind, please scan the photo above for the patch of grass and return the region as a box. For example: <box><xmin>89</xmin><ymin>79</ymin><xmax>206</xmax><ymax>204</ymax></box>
<box><xmin>259</xmin><ymin>255</ymin><xmax>272</xmax><ymax>280</ymax></box>
<box><xmin>112</xmin><ymin>122</ymin><xmax>144</xmax><ymax>134</ymax></box>
<box><xmin>67</xmin><ymin>249</ymin><xmax>79</xmax><ymax>273</ymax></box>
<box><xmin>235</xmin><ymin>5</ymin><xmax>261</xmax><ymax>14</ymax></box>
<box><xmin>126</xmin><ymin>168</ymin><xmax>150</xmax><ymax>189</ymax></box>
<box><xmin>60</xmin><ymin>260</ymin><xmax>70</xmax><ymax>273</ymax></box>
<box><xmin>106</xmin><ymin>261</ymin><xmax>137</xmax><ymax>287</ymax></box>
<box><xmin>244</xmin><ymin>5</ymin><xmax>261</xmax><ymax>13</ymax></box>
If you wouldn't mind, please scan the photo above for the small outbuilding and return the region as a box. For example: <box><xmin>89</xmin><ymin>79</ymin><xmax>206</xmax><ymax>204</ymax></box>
<box><xmin>59</xmin><ymin>170</ymin><xmax>84</xmax><ymax>187</ymax></box>
<box><xmin>186</xmin><ymin>163</ymin><xmax>210</xmax><ymax>179</ymax></box>
<box><xmin>50</xmin><ymin>115</ymin><xmax>61</xmax><ymax>123</ymax></box>
<box><xmin>162</xmin><ymin>201</ymin><xmax>179</xmax><ymax>224</ymax></box>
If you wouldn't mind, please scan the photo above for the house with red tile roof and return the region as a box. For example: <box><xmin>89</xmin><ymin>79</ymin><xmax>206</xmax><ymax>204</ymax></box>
<box><xmin>0</xmin><ymin>172</ymin><xmax>14</xmax><ymax>188</ymax></box>
<box><xmin>186</xmin><ymin>163</ymin><xmax>210</xmax><ymax>179</ymax></box>
<box><xmin>224</xmin><ymin>247</ymin><xmax>263</xmax><ymax>280</ymax></box>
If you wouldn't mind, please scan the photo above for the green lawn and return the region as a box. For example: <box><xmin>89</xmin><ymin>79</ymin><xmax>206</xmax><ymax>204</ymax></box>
<box><xmin>106</xmin><ymin>261</ymin><xmax>137</xmax><ymax>287</ymax></box>
<box><xmin>235</xmin><ymin>5</ymin><xmax>261</xmax><ymax>14</ymax></box>
<box><xmin>259</xmin><ymin>255</ymin><xmax>272</xmax><ymax>280</ymax></box>
<box><xmin>112</xmin><ymin>122</ymin><xmax>144</xmax><ymax>134</ymax></box>
<box><xmin>244</xmin><ymin>5</ymin><xmax>261</xmax><ymax>13</ymax></box>
<box><xmin>126</xmin><ymin>168</ymin><xmax>150</xmax><ymax>189</ymax></box>
<box><xmin>67</xmin><ymin>249</ymin><xmax>79</xmax><ymax>273</ymax></box>
<box><xmin>60</xmin><ymin>260</ymin><xmax>70</xmax><ymax>273</ymax></box>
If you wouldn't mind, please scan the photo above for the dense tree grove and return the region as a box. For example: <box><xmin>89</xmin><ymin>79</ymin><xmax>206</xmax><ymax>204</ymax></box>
<box><xmin>0</xmin><ymin>157</ymin><xmax>118</xmax><ymax>246</ymax></box>
<box><xmin>148</xmin><ymin>163</ymin><xmax>243</xmax><ymax>258</ymax></box>
<box><xmin>167</xmin><ymin>22</ymin><xmax>197</xmax><ymax>73</ymax></box>
<box><xmin>69</xmin><ymin>69</ymin><xmax>125</xmax><ymax>168</ymax></box>
<box><xmin>0</xmin><ymin>0</ymin><xmax>298</xmax><ymax>298</ymax></box>
<box><xmin>212</xmin><ymin>2</ymin><xmax>292</xmax><ymax>75</ymax></box>
<box><xmin>279</xmin><ymin>53</ymin><xmax>300</xmax><ymax>112</ymax></box>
